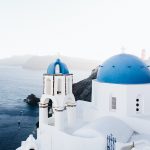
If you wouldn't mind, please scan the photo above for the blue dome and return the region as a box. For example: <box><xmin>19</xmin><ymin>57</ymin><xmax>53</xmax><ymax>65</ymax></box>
<box><xmin>47</xmin><ymin>58</ymin><xmax>69</xmax><ymax>75</ymax></box>
<box><xmin>97</xmin><ymin>54</ymin><xmax>150</xmax><ymax>84</ymax></box>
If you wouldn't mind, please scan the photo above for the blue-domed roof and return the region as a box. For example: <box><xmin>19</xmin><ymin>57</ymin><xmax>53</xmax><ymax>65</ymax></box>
<box><xmin>47</xmin><ymin>58</ymin><xmax>69</xmax><ymax>75</ymax></box>
<box><xmin>97</xmin><ymin>53</ymin><xmax>150</xmax><ymax>84</ymax></box>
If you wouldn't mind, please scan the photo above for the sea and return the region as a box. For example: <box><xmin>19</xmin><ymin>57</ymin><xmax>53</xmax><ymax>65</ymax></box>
<box><xmin>0</xmin><ymin>66</ymin><xmax>90</xmax><ymax>150</ymax></box>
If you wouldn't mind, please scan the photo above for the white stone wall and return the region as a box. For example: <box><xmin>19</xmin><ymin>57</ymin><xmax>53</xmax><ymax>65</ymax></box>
<box><xmin>92</xmin><ymin>80</ymin><xmax>127</xmax><ymax>117</ymax></box>
<box><xmin>39</xmin><ymin>125</ymin><xmax>106</xmax><ymax>150</ymax></box>
<box><xmin>126</xmin><ymin>84</ymin><xmax>150</xmax><ymax>116</ymax></box>
<box><xmin>92</xmin><ymin>80</ymin><xmax>150</xmax><ymax>117</ymax></box>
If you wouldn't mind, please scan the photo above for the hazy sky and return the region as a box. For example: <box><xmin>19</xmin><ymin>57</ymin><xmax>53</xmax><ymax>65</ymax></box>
<box><xmin>1</xmin><ymin>0</ymin><xmax>150</xmax><ymax>60</ymax></box>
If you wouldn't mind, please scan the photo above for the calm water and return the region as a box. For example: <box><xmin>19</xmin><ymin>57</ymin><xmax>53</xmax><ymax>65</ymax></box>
<box><xmin>0</xmin><ymin>66</ymin><xmax>90</xmax><ymax>150</ymax></box>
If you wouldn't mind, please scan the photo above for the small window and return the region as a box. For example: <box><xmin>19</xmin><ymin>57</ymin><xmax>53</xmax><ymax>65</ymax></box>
<box><xmin>110</xmin><ymin>97</ymin><xmax>117</xmax><ymax>111</ymax></box>
<box><xmin>136</xmin><ymin>98</ymin><xmax>140</xmax><ymax>113</ymax></box>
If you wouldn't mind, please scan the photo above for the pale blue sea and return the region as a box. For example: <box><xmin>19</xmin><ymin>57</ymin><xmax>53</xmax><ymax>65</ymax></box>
<box><xmin>0</xmin><ymin>66</ymin><xmax>90</xmax><ymax>150</ymax></box>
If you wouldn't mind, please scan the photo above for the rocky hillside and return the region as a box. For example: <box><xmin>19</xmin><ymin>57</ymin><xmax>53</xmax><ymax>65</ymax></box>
<box><xmin>73</xmin><ymin>67</ymin><xmax>98</xmax><ymax>102</ymax></box>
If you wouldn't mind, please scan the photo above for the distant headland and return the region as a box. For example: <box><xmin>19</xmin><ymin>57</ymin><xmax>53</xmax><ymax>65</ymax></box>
<box><xmin>0</xmin><ymin>55</ymin><xmax>100</xmax><ymax>71</ymax></box>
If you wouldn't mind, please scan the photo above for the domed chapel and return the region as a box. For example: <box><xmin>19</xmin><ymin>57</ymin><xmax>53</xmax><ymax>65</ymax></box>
<box><xmin>17</xmin><ymin>53</ymin><xmax>150</xmax><ymax>150</ymax></box>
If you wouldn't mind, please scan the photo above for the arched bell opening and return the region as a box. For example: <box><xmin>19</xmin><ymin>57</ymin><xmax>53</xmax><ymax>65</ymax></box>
<box><xmin>48</xmin><ymin>99</ymin><xmax>53</xmax><ymax>118</ymax></box>
<box><xmin>57</xmin><ymin>78</ymin><xmax>62</xmax><ymax>95</ymax></box>
<box><xmin>39</xmin><ymin>97</ymin><xmax>55</xmax><ymax>127</ymax></box>
<box><xmin>45</xmin><ymin>78</ymin><xmax>51</xmax><ymax>95</ymax></box>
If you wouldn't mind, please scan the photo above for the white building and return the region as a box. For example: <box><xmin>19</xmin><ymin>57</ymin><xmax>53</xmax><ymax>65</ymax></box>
<box><xmin>17</xmin><ymin>54</ymin><xmax>150</xmax><ymax>150</ymax></box>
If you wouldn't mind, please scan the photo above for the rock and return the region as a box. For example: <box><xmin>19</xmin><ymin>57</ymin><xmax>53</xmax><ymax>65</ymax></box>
<box><xmin>73</xmin><ymin>67</ymin><xmax>98</xmax><ymax>102</ymax></box>
<box><xmin>24</xmin><ymin>94</ymin><xmax>40</xmax><ymax>106</ymax></box>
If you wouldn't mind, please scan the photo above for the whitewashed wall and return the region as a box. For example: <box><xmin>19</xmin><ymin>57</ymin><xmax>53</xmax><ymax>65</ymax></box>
<box><xmin>92</xmin><ymin>80</ymin><xmax>127</xmax><ymax>116</ymax></box>
<box><xmin>39</xmin><ymin>125</ymin><xmax>106</xmax><ymax>150</ymax></box>
<box><xmin>126</xmin><ymin>84</ymin><xmax>150</xmax><ymax>116</ymax></box>
<box><xmin>92</xmin><ymin>80</ymin><xmax>150</xmax><ymax>117</ymax></box>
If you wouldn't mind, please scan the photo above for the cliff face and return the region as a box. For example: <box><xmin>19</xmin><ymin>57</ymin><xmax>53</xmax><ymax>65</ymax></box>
<box><xmin>73</xmin><ymin>67</ymin><xmax>98</xmax><ymax>102</ymax></box>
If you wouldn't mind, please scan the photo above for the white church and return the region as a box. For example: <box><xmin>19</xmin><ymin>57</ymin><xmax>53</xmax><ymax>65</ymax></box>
<box><xmin>17</xmin><ymin>53</ymin><xmax>150</xmax><ymax>150</ymax></box>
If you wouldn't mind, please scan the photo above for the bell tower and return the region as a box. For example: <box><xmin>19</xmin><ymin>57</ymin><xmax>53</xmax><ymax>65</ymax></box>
<box><xmin>39</xmin><ymin>59</ymin><xmax>76</xmax><ymax>130</ymax></box>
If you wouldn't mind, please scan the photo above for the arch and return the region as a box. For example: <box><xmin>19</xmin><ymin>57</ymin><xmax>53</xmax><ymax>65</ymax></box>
<box><xmin>48</xmin><ymin>99</ymin><xmax>53</xmax><ymax>117</ymax></box>
<box><xmin>67</xmin><ymin>78</ymin><xmax>71</xmax><ymax>94</ymax></box>
<box><xmin>39</xmin><ymin>97</ymin><xmax>54</xmax><ymax>126</ymax></box>
<box><xmin>66</xmin><ymin>77</ymin><xmax>73</xmax><ymax>95</ymax></box>
<box><xmin>57</xmin><ymin>78</ymin><xmax>62</xmax><ymax>95</ymax></box>
<box><xmin>45</xmin><ymin>78</ymin><xmax>51</xmax><ymax>95</ymax></box>
<box><xmin>40</xmin><ymin>95</ymin><xmax>58</xmax><ymax>108</ymax></box>
<box><xmin>55</xmin><ymin>64</ymin><xmax>60</xmax><ymax>74</ymax></box>
<box><xmin>47</xmin><ymin>59</ymin><xmax>69</xmax><ymax>75</ymax></box>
